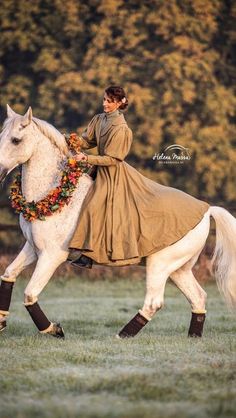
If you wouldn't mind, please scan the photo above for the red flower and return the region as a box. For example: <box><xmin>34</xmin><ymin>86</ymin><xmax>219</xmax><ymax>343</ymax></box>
<box><xmin>9</xmin><ymin>143</ymin><xmax>91</xmax><ymax>222</ymax></box>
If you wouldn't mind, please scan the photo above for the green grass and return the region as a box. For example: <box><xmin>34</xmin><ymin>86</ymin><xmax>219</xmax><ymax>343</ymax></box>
<box><xmin>0</xmin><ymin>278</ymin><xmax>235</xmax><ymax>418</ymax></box>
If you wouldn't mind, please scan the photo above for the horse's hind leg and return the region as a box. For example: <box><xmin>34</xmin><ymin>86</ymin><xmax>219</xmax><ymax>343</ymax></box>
<box><xmin>118</xmin><ymin>246</ymin><xmax>206</xmax><ymax>339</ymax></box>
<box><xmin>170</xmin><ymin>249</ymin><xmax>207</xmax><ymax>337</ymax></box>
<box><xmin>24</xmin><ymin>250</ymin><xmax>67</xmax><ymax>338</ymax></box>
<box><xmin>170</xmin><ymin>248</ymin><xmax>207</xmax><ymax>313</ymax></box>
<box><xmin>0</xmin><ymin>241</ymin><xmax>36</xmax><ymax>329</ymax></box>
<box><xmin>118</xmin><ymin>212</ymin><xmax>210</xmax><ymax>339</ymax></box>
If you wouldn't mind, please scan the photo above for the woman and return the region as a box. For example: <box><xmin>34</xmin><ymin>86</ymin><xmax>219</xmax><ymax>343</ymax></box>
<box><xmin>69</xmin><ymin>85</ymin><xmax>209</xmax><ymax>268</ymax></box>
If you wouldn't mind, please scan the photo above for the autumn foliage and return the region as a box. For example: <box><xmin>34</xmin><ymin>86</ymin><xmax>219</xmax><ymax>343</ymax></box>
<box><xmin>0</xmin><ymin>0</ymin><xmax>235</xmax><ymax>208</ymax></box>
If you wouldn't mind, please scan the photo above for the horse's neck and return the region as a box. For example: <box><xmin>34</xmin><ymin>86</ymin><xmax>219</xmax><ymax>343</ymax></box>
<box><xmin>22</xmin><ymin>131</ymin><xmax>65</xmax><ymax>202</ymax></box>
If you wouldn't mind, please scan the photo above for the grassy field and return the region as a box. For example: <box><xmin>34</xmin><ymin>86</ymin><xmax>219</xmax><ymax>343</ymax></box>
<box><xmin>0</xmin><ymin>276</ymin><xmax>235</xmax><ymax>418</ymax></box>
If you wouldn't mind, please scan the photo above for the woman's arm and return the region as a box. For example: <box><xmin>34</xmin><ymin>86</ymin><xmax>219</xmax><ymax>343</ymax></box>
<box><xmin>86</xmin><ymin>154</ymin><xmax>118</xmax><ymax>166</ymax></box>
<box><xmin>79</xmin><ymin>133</ymin><xmax>97</xmax><ymax>150</ymax></box>
<box><xmin>78</xmin><ymin>125</ymin><xmax>133</xmax><ymax>166</ymax></box>
<box><xmin>75</xmin><ymin>152</ymin><xmax>118</xmax><ymax>165</ymax></box>
<box><xmin>67</xmin><ymin>114</ymin><xmax>99</xmax><ymax>151</ymax></box>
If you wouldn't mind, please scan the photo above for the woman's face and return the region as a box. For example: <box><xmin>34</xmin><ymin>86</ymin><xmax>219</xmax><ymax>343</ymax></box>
<box><xmin>103</xmin><ymin>93</ymin><xmax>121</xmax><ymax>113</ymax></box>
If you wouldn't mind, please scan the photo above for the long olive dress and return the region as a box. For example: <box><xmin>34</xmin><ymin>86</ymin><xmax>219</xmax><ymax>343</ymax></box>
<box><xmin>69</xmin><ymin>109</ymin><xmax>210</xmax><ymax>266</ymax></box>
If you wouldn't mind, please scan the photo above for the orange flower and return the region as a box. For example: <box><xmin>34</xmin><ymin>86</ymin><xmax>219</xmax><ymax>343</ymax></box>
<box><xmin>9</xmin><ymin>137</ymin><xmax>92</xmax><ymax>222</ymax></box>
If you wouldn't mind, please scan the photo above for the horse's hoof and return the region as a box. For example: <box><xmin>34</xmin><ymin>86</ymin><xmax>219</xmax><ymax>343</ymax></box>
<box><xmin>188</xmin><ymin>334</ymin><xmax>202</xmax><ymax>338</ymax></box>
<box><xmin>0</xmin><ymin>321</ymin><xmax>7</xmax><ymax>333</ymax></box>
<box><xmin>47</xmin><ymin>323</ymin><xmax>65</xmax><ymax>339</ymax></box>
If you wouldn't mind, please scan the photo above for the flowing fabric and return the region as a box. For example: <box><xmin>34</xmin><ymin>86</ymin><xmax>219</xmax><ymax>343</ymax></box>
<box><xmin>69</xmin><ymin>110</ymin><xmax>210</xmax><ymax>266</ymax></box>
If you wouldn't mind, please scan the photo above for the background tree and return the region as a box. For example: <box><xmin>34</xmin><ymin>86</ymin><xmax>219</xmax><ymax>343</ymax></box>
<box><xmin>0</xmin><ymin>0</ymin><xmax>236</xmax><ymax>248</ymax></box>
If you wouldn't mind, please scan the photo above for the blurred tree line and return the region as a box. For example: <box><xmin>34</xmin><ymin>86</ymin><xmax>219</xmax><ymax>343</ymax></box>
<box><xmin>0</xmin><ymin>0</ymin><xmax>236</xmax><ymax>246</ymax></box>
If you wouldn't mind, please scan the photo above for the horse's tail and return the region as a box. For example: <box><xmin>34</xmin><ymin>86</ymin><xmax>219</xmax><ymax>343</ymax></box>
<box><xmin>210</xmin><ymin>206</ymin><xmax>236</xmax><ymax>309</ymax></box>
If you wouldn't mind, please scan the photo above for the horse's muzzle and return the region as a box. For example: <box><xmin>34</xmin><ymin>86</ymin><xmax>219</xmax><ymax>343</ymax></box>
<box><xmin>0</xmin><ymin>165</ymin><xmax>8</xmax><ymax>183</ymax></box>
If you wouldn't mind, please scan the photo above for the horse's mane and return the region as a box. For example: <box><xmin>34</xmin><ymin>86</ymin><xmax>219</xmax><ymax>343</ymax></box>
<box><xmin>2</xmin><ymin>113</ymin><xmax>70</xmax><ymax>156</ymax></box>
<box><xmin>32</xmin><ymin>117</ymin><xmax>69</xmax><ymax>156</ymax></box>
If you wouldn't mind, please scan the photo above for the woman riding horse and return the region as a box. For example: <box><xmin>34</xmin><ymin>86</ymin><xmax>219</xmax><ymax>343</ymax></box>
<box><xmin>0</xmin><ymin>95</ymin><xmax>235</xmax><ymax>339</ymax></box>
<box><xmin>68</xmin><ymin>85</ymin><xmax>209</xmax><ymax>270</ymax></box>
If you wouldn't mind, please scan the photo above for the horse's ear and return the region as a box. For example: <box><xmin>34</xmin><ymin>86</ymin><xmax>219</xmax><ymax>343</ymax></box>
<box><xmin>22</xmin><ymin>107</ymin><xmax>33</xmax><ymax>126</ymax></box>
<box><xmin>6</xmin><ymin>104</ymin><xmax>17</xmax><ymax>118</ymax></box>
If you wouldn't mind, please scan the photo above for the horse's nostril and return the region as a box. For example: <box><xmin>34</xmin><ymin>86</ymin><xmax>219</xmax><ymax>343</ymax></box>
<box><xmin>11</xmin><ymin>137</ymin><xmax>22</xmax><ymax>145</ymax></box>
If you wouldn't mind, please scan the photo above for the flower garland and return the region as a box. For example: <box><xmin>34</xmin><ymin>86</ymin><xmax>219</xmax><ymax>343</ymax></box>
<box><xmin>9</xmin><ymin>133</ymin><xmax>92</xmax><ymax>222</ymax></box>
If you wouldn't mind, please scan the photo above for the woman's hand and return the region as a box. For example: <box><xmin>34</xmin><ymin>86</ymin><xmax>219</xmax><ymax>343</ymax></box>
<box><xmin>75</xmin><ymin>152</ymin><xmax>88</xmax><ymax>162</ymax></box>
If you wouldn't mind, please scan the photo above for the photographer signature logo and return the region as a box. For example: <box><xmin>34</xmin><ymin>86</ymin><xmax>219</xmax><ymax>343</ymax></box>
<box><xmin>153</xmin><ymin>144</ymin><xmax>191</xmax><ymax>164</ymax></box>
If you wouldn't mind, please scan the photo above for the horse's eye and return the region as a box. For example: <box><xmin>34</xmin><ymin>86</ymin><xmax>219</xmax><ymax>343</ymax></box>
<box><xmin>19</xmin><ymin>123</ymin><xmax>27</xmax><ymax>130</ymax></box>
<box><xmin>11</xmin><ymin>137</ymin><xmax>22</xmax><ymax>145</ymax></box>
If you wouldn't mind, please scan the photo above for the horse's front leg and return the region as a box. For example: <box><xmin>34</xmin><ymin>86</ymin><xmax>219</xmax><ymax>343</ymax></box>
<box><xmin>24</xmin><ymin>250</ymin><xmax>68</xmax><ymax>338</ymax></box>
<box><xmin>0</xmin><ymin>241</ymin><xmax>36</xmax><ymax>330</ymax></box>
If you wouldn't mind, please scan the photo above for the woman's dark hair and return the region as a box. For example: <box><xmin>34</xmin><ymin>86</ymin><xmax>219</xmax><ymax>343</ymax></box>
<box><xmin>105</xmin><ymin>85</ymin><xmax>128</xmax><ymax>110</ymax></box>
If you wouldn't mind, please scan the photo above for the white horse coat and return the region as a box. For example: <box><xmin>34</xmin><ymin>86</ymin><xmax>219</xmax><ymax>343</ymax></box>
<box><xmin>0</xmin><ymin>106</ymin><xmax>235</xmax><ymax>332</ymax></box>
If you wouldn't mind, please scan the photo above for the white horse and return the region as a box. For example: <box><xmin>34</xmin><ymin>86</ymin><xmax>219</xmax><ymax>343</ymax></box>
<box><xmin>0</xmin><ymin>105</ymin><xmax>235</xmax><ymax>338</ymax></box>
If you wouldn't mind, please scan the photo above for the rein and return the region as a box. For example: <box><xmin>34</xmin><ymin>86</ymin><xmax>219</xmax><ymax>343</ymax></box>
<box><xmin>9</xmin><ymin>133</ymin><xmax>93</xmax><ymax>222</ymax></box>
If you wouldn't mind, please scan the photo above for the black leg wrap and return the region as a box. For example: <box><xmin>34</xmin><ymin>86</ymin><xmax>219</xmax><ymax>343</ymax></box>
<box><xmin>188</xmin><ymin>313</ymin><xmax>206</xmax><ymax>337</ymax></box>
<box><xmin>118</xmin><ymin>312</ymin><xmax>149</xmax><ymax>338</ymax></box>
<box><xmin>25</xmin><ymin>302</ymin><xmax>51</xmax><ymax>331</ymax></box>
<box><xmin>0</xmin><ymin>281</ymin><xmax>14</xmax><ymax>312</ymax></box>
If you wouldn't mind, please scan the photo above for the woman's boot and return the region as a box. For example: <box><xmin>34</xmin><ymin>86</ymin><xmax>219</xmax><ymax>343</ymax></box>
<box><xmin>70</xmin><ymin>254</ymin><xmax>93</xmax><ymax>269</ymax></box>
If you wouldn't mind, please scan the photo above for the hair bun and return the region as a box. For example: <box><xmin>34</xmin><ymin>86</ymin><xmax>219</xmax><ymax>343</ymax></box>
<box><xmin>105</xmin><ymin>85</ymin><xmax>129</xmax><ymax>110</ymax></box>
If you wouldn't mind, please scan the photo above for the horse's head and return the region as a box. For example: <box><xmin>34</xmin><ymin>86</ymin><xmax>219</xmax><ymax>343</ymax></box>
<box><xmin>0</xmin><ymin>105</ymin><xmax>36</xmax><ymax>182</ymax></box>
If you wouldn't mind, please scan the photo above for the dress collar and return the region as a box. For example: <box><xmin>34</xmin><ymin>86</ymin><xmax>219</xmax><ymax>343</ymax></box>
<box><xmin>102</xmin><ymin>110</ymin><xmax>126</xmax><ymax>126</ymax></box>
<box><xmin>105</xmin><ymin>109</ymin><xmax>120</xmax><ymax>119</ymax></box>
